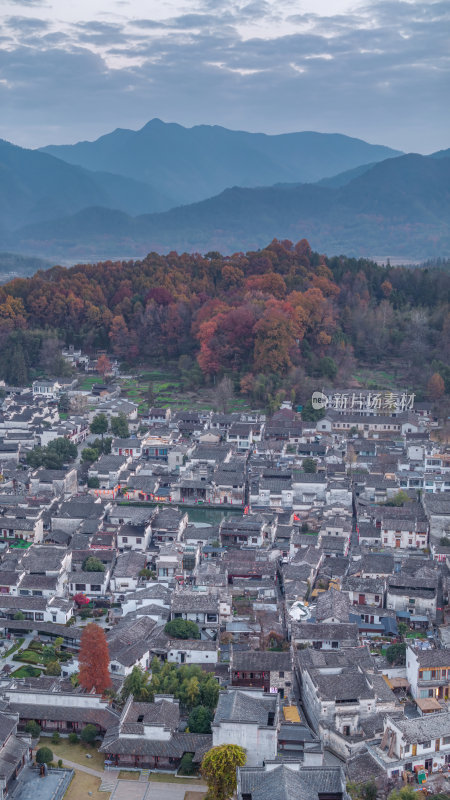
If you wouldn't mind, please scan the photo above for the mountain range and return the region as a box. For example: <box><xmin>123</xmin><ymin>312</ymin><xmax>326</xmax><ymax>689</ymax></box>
<box><xmin>0</xmin><ymin>119</ymin><xmax>448</xmax><ymax>262</ymax></box>
<box><xmin>39</xmin><ymin>118</ymin><xmax>401</xmax><ymax>208</ymax></box>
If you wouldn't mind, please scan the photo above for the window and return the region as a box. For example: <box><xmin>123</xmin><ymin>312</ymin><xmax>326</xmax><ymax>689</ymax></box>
<box><xmin>91</xmin><ymin>585</ymin><xmax>101</xmax><ymax>592</ymax></box>
<box><xmin>137</xmin><ymin>714</ymin><xmax>144</xmax><ymax>722</ymax></box>
<box><xmin>122</xmin><ymin>537</ymin><xmax>128</xmax><ymax>543</ymax></box>
<box><xmin>136</xmin><ymin>538</ymin><xmax>142</xmax><ymax>544</ymax></box>
<box><xmin>279</xmin><ymin>671</ymin><xmax>285</xmax><ymax>678</ymax></box>
<box><xmin>331</xmin><ymin>641</ymin><xmax>339</xmax><ymax>648</ymax></box>
<box><xmin>35</xmin><ymin>613</ymin><xmax>44</xmax><ymax>621</ymax></box>
<box><xmin>422</xmin><ymin>741</ymin><xmax>431</xmax><ymax>749</ymax></box>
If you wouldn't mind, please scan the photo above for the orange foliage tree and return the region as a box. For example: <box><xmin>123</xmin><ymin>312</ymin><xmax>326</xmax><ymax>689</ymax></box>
<box><xmin>96</xmin><ymin>354</ymin><xmax>112</xmax><ymax>378</ymax></box>
<box><xmin>428</xmin><ymin>372</ymin><xmax>445</xmax><ymax>401</ymax></box>
<box><xmin>78</xmin><ymin>623</ymin><xmax>111</xmax><ymax>693</ymax></box>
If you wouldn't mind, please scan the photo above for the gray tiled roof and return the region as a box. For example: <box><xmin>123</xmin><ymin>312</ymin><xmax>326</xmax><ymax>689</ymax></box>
<box><xmin>292</xmin><ymin>622</ymin><xmax>359</xmax><ymax>643</ymax></box>
<box><xmin>390</xmin><ymin>712</ymin><xmax>450</xmax><ymax>744</ymax></box>
<box><xmin>231</xmin><ymin>650</ymin><xmax>291</xmax><ymax>672</ymax></box>
<box><xmin>214</xmin><ymin>690</ymin><xmax>277</xmax><ymax>726</ymax></box>
<box><xmin>8</xmin><ymin>701</ymin><xmax>118</xmax><ymax>730</ymax></box>
<box><xmin>238</xmin><ymin>765</ymin><xmax>345</xmax><ymax>800</ymax></box>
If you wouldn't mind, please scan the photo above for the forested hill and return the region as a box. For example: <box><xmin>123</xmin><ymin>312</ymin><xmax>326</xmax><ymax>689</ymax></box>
<box><xmin>8</xmin><ymin>153</ymin><xmax>450</xmax><ymax>261</ymax></box>
<box><xmin>0</xmin><ymin>240</ymin><xmax>449</xmax><ymax>406</ymax></box>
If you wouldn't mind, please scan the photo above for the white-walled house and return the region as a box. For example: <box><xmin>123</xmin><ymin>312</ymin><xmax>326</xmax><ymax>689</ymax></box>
<box><xmin>212</xmin><ymin>689</ymin><xmax>279</xmax><ymax>766</ymax></box>
<box><xmin>167</xmin><ymin>640</ymin><xmax>218</xmax><ymax>665</ymax></box>
<box><xmin>406</xmin><ymin>646</ymin><xmax>450</xmax><ymax>701</ymax></box>
<box><xmin>371</xmin><ymin>712</ymin><xmax>450</xmax><ymax>777</ymax></box>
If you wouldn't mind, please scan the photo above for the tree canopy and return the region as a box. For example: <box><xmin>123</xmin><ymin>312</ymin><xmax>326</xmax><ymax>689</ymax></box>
<box><xmin>27</xmin><ymin>437</ymin><xmax>77</xmax><ymax>470</ymax></box>
<box><xmin>201</xmin><ymin>744</ymin><xmax>246</xmax><ymax>800</ymax></box>
<box><xmin>164</xmin><ymin>619</ymin><xmax>201</xmax><ymax>639</ymax></box>
<box><xmin>78</xmin><ymin>623</ymin><xmax>110</xmax><ymax>693</ymax></box>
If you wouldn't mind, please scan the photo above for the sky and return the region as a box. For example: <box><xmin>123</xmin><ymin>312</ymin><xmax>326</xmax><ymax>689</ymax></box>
<box><xmin>0</xmin><ymin>0</ymin><xmax>448</xmax><ymax>152</ymax></box>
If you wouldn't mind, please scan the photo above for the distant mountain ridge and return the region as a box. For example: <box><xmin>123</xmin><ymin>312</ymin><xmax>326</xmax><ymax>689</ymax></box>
<box><xmin>5</xmin><ymin>152</ymin><xmax>450</xmax><ymax>261</ymax></box>
<box><xmin>39</xmin><ymin>118</ymin><xmax>402</xmax><ymax>207</ymax></box>
<box><xmin>0</xmin><ymin>138</ymin><xmax>174</xmax><ymax>230</ymax></box>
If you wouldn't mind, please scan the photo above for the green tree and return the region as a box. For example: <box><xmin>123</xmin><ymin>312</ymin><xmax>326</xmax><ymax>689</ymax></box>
<box><xmin>54</xmin><ymin>637</ymin><xmax>64</xmax><ymax>652</ymax></box>
<box><xmin>201</xmin><ymin>676</ymin><xmax>220</xmax><ymax>710</ymax></box>
<box><xmin>25</xmin><ymin>720</ymin><xmax>41</xmax><ymax>738</ymax></box>
<box><xmin>188</xmin><ymin>705</ymin><xmax>212</xmax><ymax>733</ymax></box>
<box><xmin>110</xmin><ymin>412</ymin><xmax>129</xmax><ymax>438</ymax></box>
<box><xmin>81</xmin><ymin>447</ymin><xmax>99</xmax><ymax>463</ymax></box>
<box><xmin>51</xmin><ymin>731</ymin><xmax>60</xmax><ymax>744</ymax></box>
<box><xmin>164</xmin><ymin>619</ymin><xmax>201</xmax><ymax>639</ymax></box>
<box><xmin>83</xmin><ymin>556</ymin><xmax>105</xmax><ymax>572</ymax></box>
<box><xmin>184</xmin><ymin>676</ymin><xmax>200</xmax><ymax>708</ymax></box>
<box><xmin>14</xmin><ymin>611</ymin><xmax>24</xmax><ymax>620</ymax></box>
<box><xmin>178</xmin><ymin>752</ymin><xmax>195</xmax><ymax>776</ymax></box>
<box><xmin>80</xmin><ymin>724</ymin><xmax>98</xmax><ymax>745</ymax></box>
<box><xmin>384</xmin><ymin>490</ymin><xmax>410</xmax><ymax>507</ymax></box>
<box><xmin>388</xmin><ymin>787</ymin><xmax>417</xmax><ymax>800</ymax></box>
<box><xmin>92</xmin><ymin>436</ymin><xmax>112</xmax><ymax>455</ymax></box>
<box><xmin>302</xmin><ymin>457</ymin><xmax>317</xmax><ymax>473</ymax></box>
<box><xmin>68</xmin><ymin>732</ymin><xmax>78</xmax><ymax>744</ymax></box>
<box><xmin>42</xmin><ymin>645</ymin><xmax>56</xmax><ymax>665</ymax></box>
<box><xmin>87</xmin><ymin>477</ymin><xmax>100</xmax><ymax>488</ymax></box>
<box><xmin>440</xmin><ymin>536</ymin><xmax>450</xmax><ymax>547</ymax></box>
<box><xmin>36</xmin><ymin>747</ymin><xmax>53</xmax><ymax>765</ymax></box>
<box><xmin>386</xmin><ymin>643</ymin><xmax>406</xmax><ymax>666</ymax></box>
<box><xmin>201</xmin><ymin>744</ymin><xmax>246</xmax><ymax>800</ymax></box>
<box><xmin>46</xmin><ymin>661</ymin><xmax>61</xmax><ymax>676</ymax></box>
<box><xmin>301</xmin><ymin>398</ymin><xmax>325</xmax><ymax>423</ymax></box>
<box><xmin>362</xmin><ymin>780</ymin><xmax>378</xmax><ymax>800</ymax></box>
<box><xmin>122</xmin><ymin>666</ymin><xmax>153</xmax><ymax>702</ymax></box>
<box><xmin>90</xmin><ymin>413</ymin><xmax>108</xmax><ymax>443</ymax></box>
<box><xmin>58</xmin><ymin>394</ymin><xmax>71</xmax><ymax>413</ymax></box>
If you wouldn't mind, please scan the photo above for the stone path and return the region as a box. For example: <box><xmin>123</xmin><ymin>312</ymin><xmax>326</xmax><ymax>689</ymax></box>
<box><xmin>110</xmin><ymin>782</ymin><xmax>206</xmax><ymax>800</ymax></box>
<box><xmin>55</xmin><ymin>759</ymin><xmax>206</xmax><ymax>800</ymax></box>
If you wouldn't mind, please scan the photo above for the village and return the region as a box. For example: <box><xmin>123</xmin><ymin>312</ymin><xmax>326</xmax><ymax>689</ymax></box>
<box><xmin>0</xmin><ymin>350</ymin><xmax>449</xmax><ymax>800</ymax></box>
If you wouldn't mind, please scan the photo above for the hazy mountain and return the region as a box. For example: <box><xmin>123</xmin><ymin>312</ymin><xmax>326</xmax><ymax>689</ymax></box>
<box><xmin>7</xmin><ymin>153</ymin><xmax>450</xmax><ymax>261</ymax></box>
<box><xmin>39</xmin><ymin>118</ymin><xmax>402</xmax><ymax>206</ymax></box>
<box><xmin>317</xmin><ymin>162</ymin><xmax>378</xmax><ymax>187</ymax></box>
<box><xmin>0</xmin><ymin>251</ymin><xmax>52</xmax><ymax>283</ymax></box>
<box><xmin>0</xmin><ymin>139</ymin><xmax>174</xmax><ymax>229</ymax></box>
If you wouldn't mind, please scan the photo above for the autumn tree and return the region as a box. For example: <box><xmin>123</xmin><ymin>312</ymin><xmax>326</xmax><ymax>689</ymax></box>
<box><xmin>428</xmin><ymin>372</ymin><xmax>445</xmax><ymax>400</ymax></box>
<box><xmin>201</xmin><ymin>744</ymin><xmax>246</xmax><ymax>800</ymax></box>
<box><xmin>96</xmin><ymin>354</ymin><xmax>112</xmax><ymax>378</ymax></box>
<box><xmin>78</xmin><ymin>623</ymin><xmax>111</xmax><ymax>693</ymax></box>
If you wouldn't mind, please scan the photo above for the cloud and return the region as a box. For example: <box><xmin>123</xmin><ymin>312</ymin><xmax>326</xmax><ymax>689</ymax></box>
<box><xmin>0</xmin><ymin>0</ymin><xmax>448</xmax><ymax>152</ymax></box>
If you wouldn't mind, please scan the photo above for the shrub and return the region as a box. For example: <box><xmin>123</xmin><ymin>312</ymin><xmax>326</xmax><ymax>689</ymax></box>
<box><xmin>46</xmin><ymin>660</ymin><xmax>62</xmax><ymax>676</ymax></box>
<box><xmin>164</xmin><ymin>619</ymin><xmax>200</xmax><ymax>639</ymax></box>
<box><xmin>187</xmin><ymin>705</ymin><xmax>212</xmax><ymax>734</ymax></box>
<box><xmin>386</xmin><ymin>643</ymin><xmax>407</xmax><ymax>666</ymax></box>
<box><xmin>58</xmin><ymin>759</ymin><xmax>63</xmax><ymax>768</ymax></box>
<box><xmin>25</xmin><ymin>721</ymin><xmax>41</xmax><ymax>738</ymax></box>
<box><xmin>80</xmin><ymin>724</ymin><xmax>98</xmax><ymax>745</ymax></box>
<box><xmin>36</xmin><ymin>747</ymin><xmax>53</xmax><ymax>765</ymax></box>
<box><xmin>178</xmin><ymin>752</ymin><xmax>195</xmax><ymax>776</ymax></box>
<box><xmin>51</xmin><ymin>731</ymin><xmax>60</xmax><ymax>744</ymax></box>
<box><xmin>68</xmin><ymin>732</ymin><xmax>78</xmax><ymax>744</ymax></box>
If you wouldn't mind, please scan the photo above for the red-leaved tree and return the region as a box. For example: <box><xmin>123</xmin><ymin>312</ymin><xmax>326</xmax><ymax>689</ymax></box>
<box><xmin>78</xmin><ymin>623</ymin><xmax>111</xmax><ymax>693</ymax></box>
